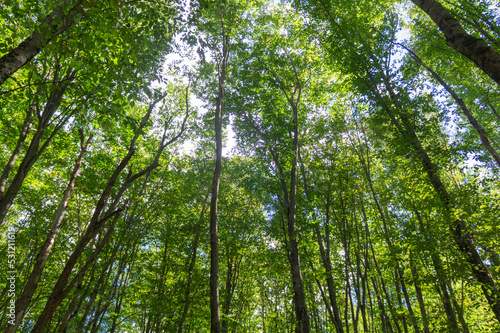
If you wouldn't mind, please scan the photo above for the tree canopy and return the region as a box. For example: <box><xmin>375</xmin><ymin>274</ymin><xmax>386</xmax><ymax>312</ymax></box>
<box><xmin>0</xmin><ymin>0</ymin><xmax>499</xmax><ymax>332</ymax></box>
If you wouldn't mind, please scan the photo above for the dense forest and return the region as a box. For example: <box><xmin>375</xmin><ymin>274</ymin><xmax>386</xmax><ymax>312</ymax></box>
<box><xmin>0</xmin><ymin>0</ymin><xmax>499</xmax><ymax>332</ymax></box>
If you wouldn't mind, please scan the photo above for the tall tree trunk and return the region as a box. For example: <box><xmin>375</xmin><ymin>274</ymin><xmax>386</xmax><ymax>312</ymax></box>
<box><xmin>0</xmin><ymin>105</ymin><xmax>33</xmax><ymax>198</ymax></box>
<box><xmin>355</xmin><ymin>135</ymin><xmax>419</xmax><ymax>332</ymax></box>
<box><xmin>178</xmin><ymin>195</ymin><xmax>208</xmax><ymax>333</ymax></box>
<box><xmin>221</xmin><ymin>255</ymin><xmax>241</xmax><ymax>332</ymax></box>
<box><xmin>285</xmin><ymin>101</ymin><xmax>310</xmax><ymax>333</ymax></box>
<box><xmin>0</xmin><ymin>1</ymin><xmax>86</xmax><ymax>86</ymax></box>
<box><xmin>353</xmin><ymin>210</ymin><xmax>369</xmax><ymax>333</ymax></box>
<box><xmin>209</xmin><ymin>7</ymin><xmax>230</xmax><ymax>331</ymax></box>
<box><xmin>30</xmin><ymin>94</ymin><xmax>187</xmax><ymax>333</ymax></box>
<box><xmin>410</xmin><ymin>0</ymin><xmax>500</xmax><ymax>85</ymax></box>
<box><xmin>0</xmin><ymin>71</ymin><xmax>75</xmax><ymax>224</ymax></box>
<box><xmin>409</xmin><ymin>251</ymin><xmax>430</xmax><ymax>333</ymax></box>
<box><xmin>379</xmin><ymin>73</ymin><xmax>500</xmax><ymax>322</ymax></box>
<box><xmin>413</xmin><ymin>209</ymin><xmax>462</xmax><ymax>332</ymax></box>
<box><xmin>298</xmin><ymin>160</ymin><xmax>343</xmax><ymax>333</ymax></box>
<box><xmin>31</xmin><ymin>211</ymin><xmax>123</xmax><ymax>333</ymax></box>
<box><xmin>397</xmin><ymin>43</ymin><xmax>500</xmax><ymax>167</ymax></box>
<box><xmin>6</xmin><ymin>132</ymin><xmax>92</xmax><ymax>333</ymax></box>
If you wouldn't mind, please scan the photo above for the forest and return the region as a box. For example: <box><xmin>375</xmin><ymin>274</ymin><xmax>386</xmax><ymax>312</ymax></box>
<box><xmin>0</xmin><ymin>0</ymin><xmax>499</xmax><ymax>332</ymax></box>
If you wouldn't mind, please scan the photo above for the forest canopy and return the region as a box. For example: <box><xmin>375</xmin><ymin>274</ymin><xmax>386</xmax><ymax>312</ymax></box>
<box><xmin>0</xmin><ymin>0</ymin><xmax>499</xmax><ymax>332</ymax></box>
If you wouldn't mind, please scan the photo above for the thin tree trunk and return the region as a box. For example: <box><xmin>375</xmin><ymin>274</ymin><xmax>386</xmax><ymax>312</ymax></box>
<box><xmin>413</xmin><ymin>209</ymin><xmax>461</xmax><ymax>332</ymax></box>
<box><xmin>177</xmin><ymin>195</ymin><xmax>208</xmax><ymax>333</ymax></box>
<box><xmin>209</xmin><ymin>7</ymin><xmax>230</xmax><ymax>332</ymax></box>
<box><xmin>30</xmin><ymin>94</ymin><xmax>188</xmax><ymax>333</ymax></box>
<box><xmin>409</xmin><ymin>251</ymin><xmax>430</xmax><ymax>333</ymax></box>
<box><xmin>31</xmin><ymin>211</ymin><xmax>123</xmax><ymax>333</ymax></box>
<box><xmin>286</xmin><ymin>101</ymin><xmax>310</xmax><ymax>333</ymax></box>
<box><xmin>0</xmin><ymin>106</ymin><xmax>33</xmax><ymax>198</ymax></box>
<box><xmin>353</xmin><ymin>207</ymin><xmax>369</xmax><ymax>333</ymax></box>
<box><xmin>410</xmin><ymin>0</ymin><xmax>500</xmax><ymax>85</ymax></box>
<box><xmin>298</xmin><ymin>160</ymin><xmax>343</xmax><ymax>333</ymax></box>
<box><xmin>377</xmin><ymin>70</ymin><xmax>500</xmax><ymax>322</ymax></box>
<box><xmin>488</xmin><ymin>103</ymin><xmax>500</xmax><ymax>122</ymax></box>
<box><xmin>355</xmin><ymin>133</ymin><xmax>419</xmax><ymax>332</ymax></box>
<box><xmin>0</xmin><ymin>1</ymin><xmax>86</xmax><ymax>86</ymax></box>
<box><xmin>396</xmin><ymin>266</ymin><xmax>420</xmax><ymax>333</ymax></box>
<box><xmin>6</xmin><ymin>132</ymin><xmax>92</xmax><ymax>333</ymax></box>
<box><xmin>446</xmin><ymin>280</ymin><xmax>470</xmax><ymax>333</ymax></box>
<box><xmin>307</xmin><ymin>258</ymin><xmax>336</xmax><ymax>325</ymax></box>
<box><xmin>364</xmin><ymin>219</ymin><xmax>401</xmax><ymax>333</ymax></box>
<box><xmin>394</xmin><ymin>269</ymin><xmax>409</xmax><ymax>333</ymax></box>
<box><xmin>0</xmin><ymin>71</ymin><xmax>75</xmax><ymax>224</ymax></box>
<box><xmin>396</xmin><ymin>43</ymin><xmax>500</xmax><ymax>167</ymax></box>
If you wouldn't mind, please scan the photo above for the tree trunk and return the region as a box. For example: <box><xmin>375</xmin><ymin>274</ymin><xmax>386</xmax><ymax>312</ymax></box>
<box><xmin>0</xmin><ymin>72</ymin><xmax>75</xmax><ymax>224</ymax></box>
<box><xmin>178</xmin><ymin>195</ymin><xmax>208</xmax><ymax>333</ymax></box>
<box><xmin>6</xmin><ymin>133</ymin><xmax>92</xmax><ymax>333</ymax></box>
<box><xmin>379</xmin><ymin>73</ymin><xmax>500</xmax><ymax>322</ymax></box>
<box><xmin>413</xmin><ymin>209</ymin><xmax>462</xmax><ymax>332</ymax></box>
<box><xmin>286</xmin><ymin>102</ymin><xmax>310</xmax><ymax>333</ymax></box>
<box><xmin>31</xmin><ymin>212</ymin><xmax>123</xmax><ymax>333</ymax></box>
<box><xmin>409</xmin><ymin>251</ymin><xmax>430</xmax><ymax>333</ymax></box>
<box><xmin>30</xmin><ymin>94</ymin><xmax>186</xmax><ymax>332</ymax></box>
<box><xmin>298</xmin><ymin>161</ymin><xmax>343</xmax><ymax>333</ymax></box>
<box><xmin>410</xmin><ymin>0</ymin><xmax>500</xmax><ymax>85</ymax></box>
<box><xmin>0</xmin><ymin>1</ymin><xmax>86</xmax><ymax>86</ymax></box>
<box><xmin>0</xmin><ymin>105</ymin><xmax>33</xmax><ymax>198</ymax></box>
<box><xmin>399</xmin><ymin>43</ymin><xmax>500</xmax><ymax>167</ymax></box>
<box><xmin>209</xmin><ymin>8</ymin><xmax>229</xmax><ymax>331</ymax></box>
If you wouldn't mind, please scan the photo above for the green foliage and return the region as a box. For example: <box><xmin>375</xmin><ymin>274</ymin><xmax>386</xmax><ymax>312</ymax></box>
<box><xmin>0</xmin><ymin>0</ymin><xmax>499</xmax><ymax>332</ymax></box>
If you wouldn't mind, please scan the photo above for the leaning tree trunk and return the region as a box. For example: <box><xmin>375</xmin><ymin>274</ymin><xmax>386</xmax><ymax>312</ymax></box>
<box><xmin>6</xmin><ymin>132</ymin><xmax>92</xmax><ymax>333</ymax></box>
<box><xmin>0</xmin><ymin>70</ymin><xmax>75</xmax><ymax>225</ymax></box>
<box><xmin>178</xmin><ymin>195</ymin><xmax>208</xmax><ymax>333</ymax></box>
<box><xmin>0</xmin><ymin>1</ymin><xmax>86</xmax><ymax>86</ymax></box>
<box><xmin>376</xmin><ymin>70</ymin><xmax>500</xmax><ymax>323</ymax></box>
<box><xmin>410</xmin><ymin>0</ymin><xmax>500</xmax><ymax>86</ymax></box>
<box><xmin>30</xmin><ymin>93</ymin><xmax>189</xmax><ymax>333</ymax></box>
<box><xmin>298</xmin><ymin>160</ymin><xmax>344</xmax><ymax>333</ymax></box>
<box><xmin>398</xmin><ymin>43</ymin><xmax>500</xmax><ymax>167</ymax></box>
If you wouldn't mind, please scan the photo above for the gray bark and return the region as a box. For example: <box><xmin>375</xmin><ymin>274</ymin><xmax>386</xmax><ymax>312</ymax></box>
<box><xmin>0</xmin><ymin>1</ymin><xmax>86</xmax><ymax>86</ymax></box>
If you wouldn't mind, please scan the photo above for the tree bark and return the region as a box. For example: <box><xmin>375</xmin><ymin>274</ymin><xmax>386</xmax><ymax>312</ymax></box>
<box><xmin>413</xmin><ymin>209</ymin><xmax>462</xmax><ymax>332</ymax></box>
<box><xmin>5</xmin><ymin>132</ymin><xmax>92</xmax><ymax>333</ymax></box>
<box><xmin>398</xmin><ymin>43</ymin><xmax>500</xmax><ymax>167</ymax></box>
<box><xmin>178</xmin><ymin>195</ymin><xmax>209</xmax><ymax>333</ymax></box>
<box><xmin>0</xmin><ymin>1</ymin><xmax>86</xmax><ymax>86</ymax></box>
<box><xmin>379</xmin><ymin>73</ymin><xmax>500</xmax><ymax>322</ymax></box>
<box><xmin>298</xmin><ymin>160</ymin><xmax>343</xmax><ymax>333</ymax></box>
<box><xmin>409</xmin><ymin>251</ymin><xmax>430</xmax><ymax>333</ymax></box>
<box><xmin>30</xmin><ymin>93</ymin><xmax>188</xmax><ymax>333</ymax></box>
<box><xmin>0</xmin><ymin>69</ymin><xmax>76</xmax><ymax>224</ymax></box>
<box><xmin>285</xmin><ymin>103</ymin><xmax>311</xmax><ymax>333</ymax></box>
<box><xmin>209</xmin><ymin>8</ymin><xmax>229</xmax><ymax>331</ymax></box>
<box><xmin>0</xmin><ymin>105</ymin><xmax>33</xmax><ymax>199</ymax></box>
<box><xmin>410</xmin><ymin>0</ymin><xmax>500</xmax><ymax>85</ymax></box>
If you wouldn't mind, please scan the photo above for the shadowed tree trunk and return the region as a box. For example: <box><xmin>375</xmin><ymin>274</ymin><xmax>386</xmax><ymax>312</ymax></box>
<box><xmin>6</xmin><ymin>132</ymin><xmax>92</xmax><ymax>333</ymax></box>
<box><xmin>0</xmin><ymin>68</ymin><xmax>76</xmax><ymax>224</ymax></box>
<box><xmin>178</xmin><ymin>194</ymin><xmax>209</xmax><ymax>333</ymax></box>
<box><xmin>377</xmin><ymin>71</ymin><xmax>500</xmax><ymax>322</ymax></box>
<box><xmin>410</xmin><ymin>0</ymin><xmax>500</xmax><ymax>85</ymax></box>
<box><xmin>0</xmin><ymin>1</ymin><xmax>87</xmax><ymax>86</ymax></box>
<box><xmin>29</xmin><ymin>92</ymin><xmax>189</xmax><ymax>333</ymax></box>
<box><xmin>395</xmin><ymin>42</ymin><xmax>500</xmax><ymax>167</ymax></box>
<box><xmin>209</xmin><ymin>7</ymin><xmax>230</xmax><ymax>332</ymax></box>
